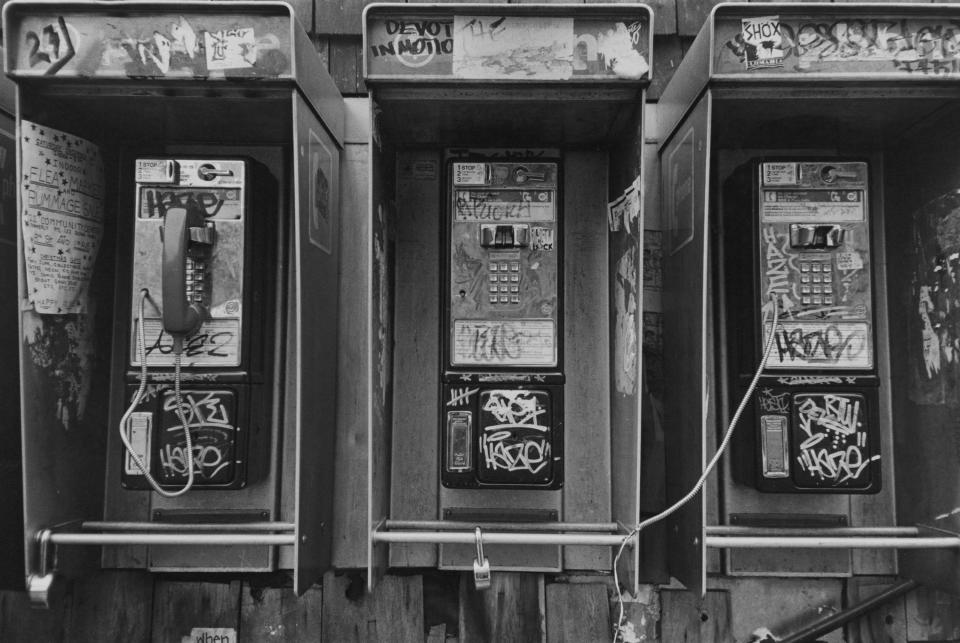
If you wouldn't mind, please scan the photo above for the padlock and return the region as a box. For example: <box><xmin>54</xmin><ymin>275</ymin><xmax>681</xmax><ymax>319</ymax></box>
<box><xmin>473</xmin><ymin>527</ymin><xmax>491</xmax><ymax>590</ymax></box>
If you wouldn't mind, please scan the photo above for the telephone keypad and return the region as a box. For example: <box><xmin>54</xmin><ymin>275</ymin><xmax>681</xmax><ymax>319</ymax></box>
<box><xmin>185</xmin><ymin>258</ymin><xmax>208</xmax><ymax>304</ymax></box>
<box><xmin>797</xmin><ymin>258</ymin><xmax>834</xmax><ymax>308</ymax></box>
<box><xmin>488</xmin><ymin>259</ymin><xmax>522</xmax><ymax>306</ymax></box>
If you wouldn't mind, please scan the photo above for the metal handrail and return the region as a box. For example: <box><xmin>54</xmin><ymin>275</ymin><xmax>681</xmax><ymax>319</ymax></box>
<box><xmin>384</xmin><ymin>520</ymin><xmax>619</xmax><ymax>532</ymax></box>
<box><xmin>372</xmin><ymin>529</ymin><xmax>632</xmax><ymax>547</ymax></box>
<box><xmin>706</xmin><ymin>535</ymin><xmax>960</xmax><ymax>549</ymax></box>
<box><xmin>81</xmin><ymin>521</ymin><xmax>296</xmax><ymax>532</ymax></box>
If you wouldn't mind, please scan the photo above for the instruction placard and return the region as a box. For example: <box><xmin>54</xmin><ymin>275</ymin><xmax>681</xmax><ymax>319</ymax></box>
<box><xmin>21</xmin><ymin>121</ymin><xmax>104</xmax><ymax>314</ymax></box>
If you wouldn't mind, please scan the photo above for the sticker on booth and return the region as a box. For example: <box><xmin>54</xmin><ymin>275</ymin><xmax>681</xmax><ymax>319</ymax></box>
<box><xmin>308</xmin><ymin>129</ymin><xmax>334</xmax><ymax>254</ymax></box>
<box><xmin>740</xmin><ymin>16</ymin><xmax>784</xmax><ymax>70</ymax></box>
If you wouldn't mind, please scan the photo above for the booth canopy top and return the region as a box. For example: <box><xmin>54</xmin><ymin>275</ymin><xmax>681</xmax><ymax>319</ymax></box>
<box><xmin>2</xmin><ymin>0</ymin><xmax>343</xmax><ymax>143</ymax></box>
<box><xmin>362</xmin><ymin>2</ymin><xmax>653</xmax><ymax>85</ymax></box>
<box><xmin>658</xmin><ymin>2</ymin><xmax>960</xmax><ymax>147</ymax></box>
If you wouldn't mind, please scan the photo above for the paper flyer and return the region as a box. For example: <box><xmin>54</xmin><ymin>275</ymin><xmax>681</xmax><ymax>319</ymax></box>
<box><xmin>21</xmin><ymin>120</ymin><xmax>104</xmax><ymax>314</ymax></box>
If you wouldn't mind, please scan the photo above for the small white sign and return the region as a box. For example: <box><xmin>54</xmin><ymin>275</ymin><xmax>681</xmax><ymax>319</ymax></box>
<box><xmin>184</xmin><ymin>628</ymin><xmax>236</xmax><ymax>643</ymax></box>
<box><xmin>763</xmin><ymin>162</ymin><xmax>797</xmax><ymax>186</ymax></box>
<box><xmin>135</xmin><ymin>159</ymin><xmax>177</xmax><ymax>184</ymax></box>
<box><xmin>836</xmin><ymin>251</ymin><xmax>864</xmax><ymax>271</ymax></box>
<box><xmin>453</xmin><ymin>163</ymin><xmax>487</xmax><ymax>186</ymax></box>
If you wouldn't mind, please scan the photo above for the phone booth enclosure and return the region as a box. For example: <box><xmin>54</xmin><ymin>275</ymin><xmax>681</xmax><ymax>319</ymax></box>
<box><xmin>657</xmin><ymin>2</ymin><xmax>960</xmax><ymax>599</ymax></box>
<box><xmin>0</xmin><ymin>59</ymin><xmax>21</xmax><ymax>590</ymax></box>
<box><xmin>361</xmin><ymin>3</ymin><xmax>652</xmax><ymax>585</ymax></box>
<box><xmin>7</xmin><ymin>1</ymin><xmax>344</xmax><ymax>590</ymax></box>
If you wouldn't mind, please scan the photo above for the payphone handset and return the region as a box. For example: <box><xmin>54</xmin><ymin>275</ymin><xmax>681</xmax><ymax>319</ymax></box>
<box><xmin>120</xmin><ymin>158</ymin><xmax>251</xmax><ymax>495</ymax></box>
<box><xmin>441</xmin><ymin>159</ymin><xmax>564</xmax><ymax>490</ymax></box>
<box><xmin>750</xmin><ymin>160</ymin><xmax>880</xmax><ymax>492</ymax></box>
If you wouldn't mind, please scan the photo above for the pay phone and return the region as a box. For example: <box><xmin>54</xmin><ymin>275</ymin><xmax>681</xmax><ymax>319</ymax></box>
<box><xmin>724</xmin><ymin>160</ymin><xmax>881</xmax><ymax>493</ymax></box>
<box><xmin>120</xmin><ymin>158</ymin><xmax>274</xmax><ymax>493</ymax></box>
<box><xmin>441</xmin><ymin>159</ymin><xmax>563</xmax><ymax>489</ymax></box>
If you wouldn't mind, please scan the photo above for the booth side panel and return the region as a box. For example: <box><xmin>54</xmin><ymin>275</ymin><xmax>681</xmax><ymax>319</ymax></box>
<box><xmin>0</xmin><ymin>109</ymin><xmax>23</xmax><ymax>589</ymax></box>
<box><xmin>389</xmin><ymin>150</ymin><xmax>441</xmax><ymax>569</ymax></box>
<box><xmin>18</xmin><ymin>110</ymin><xmax>115</xmax><ymax>579</ymax></box>
<box><xmin>660</xmin><ymin>96</ymin><xmax>711</xmax><ymax>596</ymax></box>
<box><xmin>563</xmin><ymin>150</ymin><xmax>612</xmax><ymax>571</ymax></box>
<box><xmin>293</xmin><ymin>94</ymin><xmax>341</xmax><ymax>592</ymax></box>
<box><xmin>607</xmin><ymin>103</ymin><xmax>646</xmax><ymax>587</ymax></box>
<box><xmin>886</xmin><ymin>124</ymin><xmax>960</xmax><ymax>596</ymax></box>
<box><xmin>639</xmin><ymin>124</ymin><xmax>671</xmax><ymax>584</ymax></box>
<box><xmin>368</xmin><ymin>105</ymin><xmax>394</xmax><ymax>588</ymax></box>
<box><xmin>332</xmin><ymin>100</ymin><xmax>372</xmax><ymax>570</ymax></box>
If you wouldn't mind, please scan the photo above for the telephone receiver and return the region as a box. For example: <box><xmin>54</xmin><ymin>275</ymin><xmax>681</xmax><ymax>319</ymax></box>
<box><xmin>160</xmin><ymin>197</ymin><xmax>215</xmax><ymax>344</ymax></box>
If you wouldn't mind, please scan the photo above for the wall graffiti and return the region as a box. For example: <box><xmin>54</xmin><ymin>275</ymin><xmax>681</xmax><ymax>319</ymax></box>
<box><xmin>13</xmin><ymin>13</ymin><xmax>290</xmax><ymax>78</ymax></box>
<box><xmin>614</xmin><ymin>241</ymin><xmax>639</xmax><ymax>395</ymax></box>
<box><xmin>758</xmin><ymin>388</ymin><xmax>790</xmax><ymax>414</ymax></box>
<box><xmin>22</xmin><ymin>312</ymin><xmax>95</xmax><ymax>430</ymax></box>
<box><xmin>453</xmin><ymin>319</ymin><xmax>556</xmax><ymax>366</ymax></box>
<box><xmin>759</xmin><ymin>223</ymin><xmax>873</xmax><ymax>369</ymax></box>
<box><xmin>447</xmin><ymin>386</ymin><xmax>479</xmax><ymax>407</ymax></box>
<box><xmin>723</xmin><ymin>16</ymin><xmax>960</xmax><ymax>75</ymax></box>
<box><xmin>775</xmin><ymin>375</ymin><xmax>846</xmax><ymax>386</ymax></box>
<box><xmin>368</xmin><ymin>19</ymin><xmax>454</xmax><ymax>68</ymax></box>
<box><xmin>479</xmin><ymin>390</ymin><xmax>551</xmax><ymax>475</ymax></box>
<box><xmin>794</xmin><ymin>393</ymin><xmax>878</xmax><ymax>485</ymax></box>
<box><xmin>909</xmin><ymin>191</ymin><xmax>960</xmax><ymax>406</ymax></box>
<box><xmin>774</xmin><ymin>323</ymin><xmax>869</xmax><ymax>365</ymax></box>
<box><xmin>366</xmin><ymin>14</ymin><xmax>648</xmax><ymax>79</ymax></box>
<box><xmin>158</xmin><ymin>390</ymin><xmax>236</xmax><ymax>482</ymax></box>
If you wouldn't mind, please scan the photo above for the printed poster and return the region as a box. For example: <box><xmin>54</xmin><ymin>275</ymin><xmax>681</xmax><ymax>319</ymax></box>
<box><xmin>740</xmin><ymin>16</ymin><xmax>784</xmax><ymax>70</ymax></box>
<box><xmin>308</xmin><ymin>129</ymin><xmax>333</xmax><ymax>253</ymax></box>
<box><xmin>454</xmin><ymin>16</ymin><xmax>574</xmax><ymax>79</ymax></box>
<box><xmin>21</xmin><ymin>121</ymin><xmax>104</xmax><ymax>314</ymax></box>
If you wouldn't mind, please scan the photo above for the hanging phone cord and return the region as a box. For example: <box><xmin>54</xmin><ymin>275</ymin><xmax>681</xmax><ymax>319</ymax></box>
<box><xmin>611</xmin><ymin>294</ymin><xmax>781</xmax><ymax>643</ymax></box>
<box><xmin>118</xmin><ymin>288</ymin><xmax>196</xmax><ymax>497</ymax></box>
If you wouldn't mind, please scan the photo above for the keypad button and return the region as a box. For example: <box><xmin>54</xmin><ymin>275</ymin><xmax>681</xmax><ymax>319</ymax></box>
<box><xmin>489</xmin><ymin>285</ymin><xmax>498</xmax><ymax>293</ymax></box>
<box><xmin>489</xmin><ymin>295</ymin><xmax>498</xmax><ymax>303</ymax></box>
<box><xmin>812</xmin><ymin>275</ymin><xmax>821</xmax><ymax>283</ymax></box>
<box><xmin>499</xmin><ymin>296</ymin><xmax>509</xmax><ymax>303</ymax></box>
<box><xmin>500</xmin><ymin>275</ymin><xmax>509</xmax><ymax>282</ymax></box>
<box><xmin>823</xmin><ymin>274</ymin><xmax>832</xmax><ymax>283</ymax></box>
<box><xmin>499</xmin><ymin>262</ymin><xmax>509</xmax><ymax>271</ymax></box>
<box><xmin>801</xmin><ymin>274</ymin><xmax>810</xmax><ymax>283</ymax></box>
<box><xmin>510</xmin><ymin>285</ymin><xmax>519</xmax><ymax>293</ymax></box>
<box><xmin>510</xmin><ymin>262</ymin><xmax>520</xmax><ymax>272</ymax></box>
<box><xmin>813</xmin><ymin>296</ymin><xmax>822</xmax><ymax>304</ymax></box>
<box><xmin>801</xmin><ymin>285</ymin><xmax>810</xmax><ymax>294</ymax></box>
<box><xmin>500</xmin><ymin>285</ymin><xmax>509</xmax><ymax>293</ymax></box>
<box><xmin>510</xmin><ymin>295</ymin><xmax>520</xmax><ymax>303</ymax></box>
<box><xmin>824</xmin><ymin>286</ymin><xmax>833</xmax><ymax>294</ymax></box>
<box><xmin>811</xmin><ymin>264</ymin><xmax>821</xmax><ymax>272</ymax></box>
<box><xmin>801</xmin><ymin>263</ymin><xmax>810</xmax><ymax>272</ymax></box>
<box><xmin>489</xmin><ymin>274</ymin><xmax>498</xmax><ymax>282</ymax></box>
<box><xmin>510</xmin><ymin>275</ymin><xmax>520</xmax><ymax>282</ymax></box>
<box><xmin>813</xmin><ymin>286</ymin><xmax>822</xmax><ymax>294</ymax></box>
<box><xmin>802</xmin><ymin>296</ymin><xmax>811</xmax><ymax>304</ymax></box>
<box><xmin>489</xmin><ymin>264</ymin><xmax>498</xmax><ymax>272</ymax></box>
<box><xmin>824</xmin><ymin>296</ymin><xmax>834</xmax><ymax>305</ymax></box>
<box><xmin>822</xmin><ymin>263</ymin><xmax>832</xmax><ymax>273</ymax></box>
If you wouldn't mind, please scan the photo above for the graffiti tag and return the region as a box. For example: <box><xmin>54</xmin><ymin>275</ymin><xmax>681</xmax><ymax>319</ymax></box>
<box><xmin>480</xmin><ymin>390</ymin><xmax>551</xmax><ymax>475</ymax></box>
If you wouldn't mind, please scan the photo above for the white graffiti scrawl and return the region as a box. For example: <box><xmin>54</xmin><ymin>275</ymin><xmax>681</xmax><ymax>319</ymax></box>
<box><xmin>794</xmin><ymin>394</ymin><xmax>879</xmax><ymax>485</ymax></box>
<box><xmin>480</xmin><ymin>390</ymin><xmax>551</xmax><ymax>475</ymax></box>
